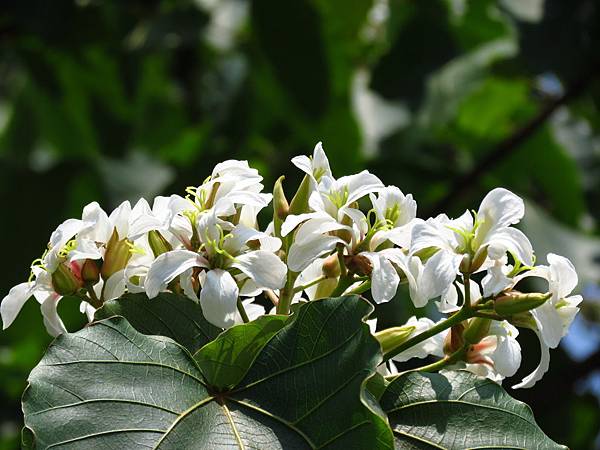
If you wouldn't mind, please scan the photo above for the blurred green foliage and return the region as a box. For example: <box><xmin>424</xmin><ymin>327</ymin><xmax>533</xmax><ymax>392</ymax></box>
<box><xmin>1</xmin><ymin>0</ymin><xmax>600</xmax><ymax>448</ymax></box>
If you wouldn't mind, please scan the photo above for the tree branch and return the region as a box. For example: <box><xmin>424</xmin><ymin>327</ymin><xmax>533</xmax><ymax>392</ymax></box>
<box><xmin>428</xmin><ymin>65</ymin><xmax>599</xmax><ymax>217</ymax></box>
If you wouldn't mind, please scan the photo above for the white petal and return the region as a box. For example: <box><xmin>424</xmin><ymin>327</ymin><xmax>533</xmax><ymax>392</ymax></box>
<box><xmin>295</xmin><ymin>217</ymin><xmax>346</xmax><ymax>246</ymax></box>
<box><xmin>362</xmin><ymin>252</ymin><xmax>399</xmax><ymax>303</ymax></box>
<box><xmin>200</xmin><ymin>269</ymin><xmax>238</xmax><ymax>328</ymax></box>
<box><xmin>486</xmin><ymin>227</ymin><xmax>534</xmax><ymax>266</ymax></box>
<box><xmin>531</xmin><ymin>302</ymin><xmax>563</xmax><ymax>348</ymax></box>
<box><xmin>312</xmin><ymin>142</ymin><xmax>332</xmax><ymax>180</ymax></box>
<box><xmin>108</xmin><ymin>201</ymin><xmax>132</xmax><ymax>239</ymax></box>
<box><xmin>81</xmin><ymin>202</ymin><xmax>112</xmax><ymax>243</ymax></box>
<box><xmin>547</xmin><ymin>253</ymin><xmax>578</xmax><ymax>299</ymax></box>
<box><xmin>291</xmin><ymin>155</ymin><xmax>314</xmax><ymax>177</ymax></box>
<box><xmin>392</xmin><ymin>317</ymin><xmax>445</xmax><ymax>362</ymax></box>
<box><xmin>181</xmin><ymin>268</ymin><xmax>199</xmax><ymax>302</ymax></box>
<box><xmin>236</xmin><ymin>298</ymin><xmax>265</xmax><ymax>324</ymax></box>
<box><xmin>411</xmin><ymin>251</ymin><xmax>460</xmax><ymax>308</ymax></box>
<box><xmin>482</xmin><ymin>259</ymin><xmax>513</xmax><ymax>297</ymax></box>
<box><xmin>103</xmin><ymin>270</ymin><xmax>127</xmax><ymax>301</ymax></box>
<box><xmin>493</xmin><ymin>334</ymin><xmax>522</xmax><ymax>378</ymax></box>
<box><xmin>49</xmin><ymin>218</ymin><xmax>87</xmax><ymax>250</ymax></box>
<box><xmin>79</xmin><ymin>301</ymin><xmax>96</xmax><ymax>322</ymax></box>
<box><xmin>288</xmin><ymin>236</ymin><xmax>342</xmax><ymax>272</ymax></box>
<box><xmin>410</xmin><ymin>219</ymin><xmax>454</xmax><ymax>255</ymax></box>
<box><xmin>437</xmin><ymin>284</ymin><xmax>459</xmax><ymax>313</ymax></box>
<box><xmin>478</xmin><ymin>188</ymin><xmax>524</xmax><ymax>228</ymax></box>
<box><xmin>40</xmin><ymin>294</ymin><xmax>67</xmax><ymax>337</ymax></box>
<box><xmin>281</xmin><ymin>212</ymin><xmax>324</xmax><ymax>237</ymax></box>
<box><xmin>512</xmin><ymin>330</ymin><xmax>550</xmax><ymax>389</ymax></box>
<box><xmin>338</xmin><ymin>171</ymin><xmax>384</xmax><ymax>205</ymax></box>
<box><xmin>1</xmin><ymin>282</ymin><xmax>35</xmax><ymax>329</ymax></box>
<box><xmin>145</xmin><ymin>250</ymin><xmax>208</xmax><ymax>298</ymax></box>
<box><xmin>232</xmin><ymin>250</ymin><xmax>287</xmax><ymax>290</ymax></box>
<box><xmin>69</xmin><ymin>238</ymin><xmax>103</xmax><ymax>262</ymax></box>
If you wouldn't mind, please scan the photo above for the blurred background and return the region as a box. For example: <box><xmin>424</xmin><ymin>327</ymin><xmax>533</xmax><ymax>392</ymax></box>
<box><xmin>1</xmin><ymin>0</ymin><xmax>599</xmax><ymax>448</ymax></box>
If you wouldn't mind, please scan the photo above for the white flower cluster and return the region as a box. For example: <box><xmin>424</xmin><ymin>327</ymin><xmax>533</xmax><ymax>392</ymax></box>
<box><xmin>1</xmin><ymin>143</ymin><xmax>582</xmax><ymax>389</ymax></box>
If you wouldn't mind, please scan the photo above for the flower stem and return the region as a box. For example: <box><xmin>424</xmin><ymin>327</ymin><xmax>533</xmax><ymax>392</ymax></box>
<box><xmin>86</xmin><ymin>286</ymin><xmax>103</xmax><ymax>309</ymax></box>
<box><xmin>276</xmin><ymin>271</ymin><xmax>298</xmax><ymax>315</ymax></box>
<box><xmin>293</xmin><ymin>275</ymin><xmax>327</xmax><ymax>294</ymax></box>
<box><xmin>417</xmin><ymin>346</ymin><xmax>467</xmax><ymax>373</ymax></box>
<box><xmin>237</xmin><ymin>297</ymin><xmax>250</xmax><ymax>323</ymax></box>
<box><xmin>463</xmin><ymin>273</ymin><xmax>472</xmax><ymax>312</ymax></box>
<box><xmin>330</xmin><ymin>274</ymin><xmax>355</xmax><ymax>297</ymax></box>
<box><xmin>384</xmin><ymin>307</ymin><xmax>472</xmax><ymax>361</ymax></box>
<box><xmin>345</xmin><ymin>280</ymin><xmax>371</xmax><ymax>296</ymax></box>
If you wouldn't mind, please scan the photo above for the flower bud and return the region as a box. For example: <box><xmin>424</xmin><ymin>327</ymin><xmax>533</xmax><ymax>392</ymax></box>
<box><xmin>463</xmin><ymin>317</ymin><xmax>491</xmax><ymax>345</ymax></box>
<box><xmin>314</xmin><ymin>278</ymin><xmax>337</xmax><ymax>299</ymax></box>
<box><xmin>52</xmin><ymin>263</ymin><xmax>82</xmax><ymax>296</ymax></box>
<box><xmin>443</xmin><ymin>323</ymin><xmax>466</xmax><ymax>355</ymax></box>
<box><xmin>459</xmin><ymin>254</ymin><xmax>471</xmax><ymax>273</ymax></box>
<box><xmin>322</xmin><ymin>253</ymin><xmax>341</xmax><ymax>278</ymax></box>
<box><xmin>148</xmin><ymin>230</ymin><xmax>173</xmax><ymax>257</ymax></box>
<box><xmin>81</xmin><ymin>259</ymin><xmax>101</xmax><ymax>285</ymax></box>
<box><xmin>101</xmin><ymin>228</ymin><xmax>132</xmax><ymax>280</ymax></box>
<box><xmin>494</xmin><ymin>291</ymin><xmax>551</xmax><ymax>317</ymax></box>
<box><xmin>289</xmin><ymin>175</ymin><xmax>311</xmax><ymax>215</ymax></box>
<box><xmin>273</xmin><ymin>176</ymin><xmax>290</xmax><ymax>221</ymax></box>
<box><xmin>470</xmin><ymin>246</ymin><xmax>488</xmax><ymax>272</ymax></box>
<box><xmin>345</xmin><ymin>254</ymin><xmax>372</xmax><ymax>276</ymax></box>
<box><xmin>375</xmin><ymin>326</ymin><xmax>415</xmax><ymax>355</ymax></box>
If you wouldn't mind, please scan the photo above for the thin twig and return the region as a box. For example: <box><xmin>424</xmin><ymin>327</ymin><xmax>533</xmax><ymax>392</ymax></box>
<box><xmin>428</xmin><ymin>65</ymin><xmax>599</xmax><ymax>216</ymax></box>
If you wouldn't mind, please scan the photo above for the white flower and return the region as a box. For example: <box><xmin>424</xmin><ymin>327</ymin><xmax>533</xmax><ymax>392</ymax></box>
<box><xmin>291</xmin><ymin>141</ymin><xmax>332</xmax><ymax>184</ymax></box>
<box><xmin>144</xmin><ymin>208</ymin><xmax>286</xmax><ymax>328</ymax></box>
<box><xmin>411</xmin><ymin>188</ymin><xmax>534</xmax><ymax>269</ymax></box>
<box><xmin>462</xmin><ymin>321</ymin><xmax>522</xmax><ymax>383</ymax></box>
<box><xmin>512</xmin><ymin>253</ymin><xmax>582</xmax><ymax>389</ymax></box>
<box><xmin>437</xmin><ymin>278</ymin><xmax>482</xmax><ymax>314</ymax></box>
<box><xmin>282</xmin><ymin>156</ymin><xmax>383</xmax><ymax>272</ymax></box>
<box><xmin>369</xmin><ymin>186</ymin><xmax>417</xmax><ymax>250</ymax></box>
<box><xmin>383</xmin><ymin>249</ymin><xmax>462</xmax><ymax>308</ymax></box>
<box><xmin>0</xmin><ymin>217</ymin><xmax>90</xmax><ymax>336</ymax></box>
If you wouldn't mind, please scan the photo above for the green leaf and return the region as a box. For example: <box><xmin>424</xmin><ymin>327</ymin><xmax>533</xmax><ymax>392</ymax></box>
<box><xmin>379</xmin><ymin>370</ymin><xmax>566</xmax><ymax>449</ymax></box>
<box><xmin>94</xmin><ymin>292</ymin><xmax>221</xmax><ymax>354</ymax></box>
<box><xmin>24</xmin><ymin>296</ymin><xmax>393</xmax><ymax>449</ymax></box>
<box><xmin>194</xmin><ymin>315</ymin><xmax>288</xmax><ymax>390</ymax></box>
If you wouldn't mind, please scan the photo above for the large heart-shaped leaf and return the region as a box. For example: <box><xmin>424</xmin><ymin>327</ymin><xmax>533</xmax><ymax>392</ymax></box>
<box><xmin>95</xmin><ymin>292</ymin><xmax>222</xmax><ymax>354</ymax></box>
<box><xmin>23</xmin><ymin>296</ymin><xmax>393</xmax><ymax>449</ymax></box>
<box><xmin>379</xmin><ymin>370</ymin><xmax>566</xmax><ymax>449</ymax></box>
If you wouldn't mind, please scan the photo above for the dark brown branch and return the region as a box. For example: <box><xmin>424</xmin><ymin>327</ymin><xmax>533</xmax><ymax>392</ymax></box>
<box><xmin>427</xmin><ymin>65</ymin><xmax>599</xmax><ymax>217</ymax></box>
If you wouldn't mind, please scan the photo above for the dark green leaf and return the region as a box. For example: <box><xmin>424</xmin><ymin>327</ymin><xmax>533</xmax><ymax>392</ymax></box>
<box><xmin>251</xmin><ymin>0</ymin><xmax>330</xmax><ymax>118</ymax></box>
<box><xmin>194</xmin><ymin>315</ymin><xmax>288</xmax><ymax>390</ymax></box>
<box><xmin>379</xmin><ymin>370</ymin><xmax>566</xmax><ymax>449</ymax></box>
<box><xmin>24</xmin><ymin>296</ymin><xmax>393</xmax><ymax>449</ymax></box>
<box><xmin>94</xmin><ymin>292</ymin><xmax>221</xmax><ymax>354</ymax></box>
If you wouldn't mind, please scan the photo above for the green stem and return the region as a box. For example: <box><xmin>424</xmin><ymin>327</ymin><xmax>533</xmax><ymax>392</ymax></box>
<box><xmin>85</xmin><ymin>285</ymin><xmax>103</xmax><ymax>309</ymax></box>
<box><xmin>293</xmin><ymin>275</ymin><xmax>327</xmax><ymax>294</ymax></box>
<box><xmin>345</xmin><ymin>280</ymin><xmax>371</xmax><ymax>296</ymax></box>
<box><xmin>330</xmin><ymin>275</ymin><xmax>355</xmax><ymax>297</ymax></box>
<box><xmin>237</xmin><ymin>297</ymin><xmax>250</xmax><ymax>323</ymax></box>
<box><xmin>384</xmin><ymin>307</ymin><xmax>473</xmax><ymax>361</ymax></box>
<box><xmin>463</xmin><ymin>273</ymin><xmax>472</xmax><ymax>312</ymax></box>
<box><xmin>474</xmin><ymin>311</ymin><xmax>504</xmax><ymax>321</ymax></box>
<box><xmin>417</xmin><ymin>346</ymin><xmax>467</xmax><ymax>373</ymax></box>
<box><xmin>276</xmin><ymin>271</ymin><xmax>298</xmax><ymax>315</ymax></box>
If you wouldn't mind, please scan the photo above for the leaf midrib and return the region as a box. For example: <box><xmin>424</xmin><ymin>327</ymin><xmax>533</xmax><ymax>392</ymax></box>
<box><xmin>386</xmin><ymin>398</ymin><xmax>538</xmax><ymax>429</ymax></box>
